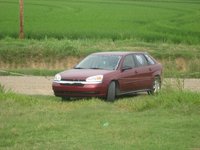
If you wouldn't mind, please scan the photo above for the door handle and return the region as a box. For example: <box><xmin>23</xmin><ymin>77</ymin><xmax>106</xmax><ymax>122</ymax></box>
<box><xmin>149</xmin><ymin>68</ymin><xmax>152</xmax><ymax>71</ymax></box>
<box><xmin>135</xmin><ymin>70</ymin><xmax>138</xmax><ymax>74</ymax></box>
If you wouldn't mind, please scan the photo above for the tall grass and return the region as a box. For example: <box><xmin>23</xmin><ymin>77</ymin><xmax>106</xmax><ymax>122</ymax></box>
<box><xmin>0</xmin><ymin>38</ymin><xmax>200</xmax><ymax>77</ymax></box>
<box><xmin>0</xmin><ymin>0</ymin><xmax>200</xmax><ymax>44</ymax></box>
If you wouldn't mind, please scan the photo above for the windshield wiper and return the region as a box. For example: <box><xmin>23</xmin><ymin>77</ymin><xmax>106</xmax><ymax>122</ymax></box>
<box><xmin>75</xmin><ymin>67</ymin><xmax>104</xmax><ymax>70</ymax></box>
<box><xmin>89</xmin><ymin>67</ymin><xmax>103</xmax><ymax>70</ymax></box>
<box><xmin>74</xmin><ymin>67</ymin><xmax>85</xmax><ymax>69</ymax></box>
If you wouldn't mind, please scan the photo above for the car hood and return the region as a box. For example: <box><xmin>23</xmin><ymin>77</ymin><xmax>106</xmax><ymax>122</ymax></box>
<box><xmin>60</xmin><ymin>69</ymin><xmax>115</xmax><ymax>80</ymax></box>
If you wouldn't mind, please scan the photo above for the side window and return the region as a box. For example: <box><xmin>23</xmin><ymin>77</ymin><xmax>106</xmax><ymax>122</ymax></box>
<box><xmin>145</xmin><ymin>54</ymin><xmax>155</xmax><ymax>65</ymax></box>
<box><xmin>123</xmin><ymin>55</ymin><xmax>135</xmax><ymax>68</ymax></box>
<box><xmin>134</xmin><ymin>54</ymin><xmax>148</xmax><ymax>67</ymax></box>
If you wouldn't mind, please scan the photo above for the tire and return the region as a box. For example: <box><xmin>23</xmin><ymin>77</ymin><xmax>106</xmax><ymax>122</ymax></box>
<box><xmin>148</xmin><ymin>77</ymin><xmax>161</xmax><ymax>95</ymax></box>
<box><xmin>106</xmin><ymin>81</ymin><xmax>116</xmax><ymax>101</ymax></box>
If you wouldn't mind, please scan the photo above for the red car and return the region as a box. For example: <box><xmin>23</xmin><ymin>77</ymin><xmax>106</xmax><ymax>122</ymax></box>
<box><xmin>52</xmin><ymin>52</ymin><xmax>162</xmax><ymax>101</ymax></box>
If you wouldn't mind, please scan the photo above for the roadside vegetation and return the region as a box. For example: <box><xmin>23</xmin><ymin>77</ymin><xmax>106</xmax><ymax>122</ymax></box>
<box><xmin>0</xmin><ymin>83</ymin><xmax>200</xmax><ymax>149</ymax></box>
<box><xmin>0</xmin><ymin>38</ymin><xmax>200</xmax><ymax>77</ymax></box>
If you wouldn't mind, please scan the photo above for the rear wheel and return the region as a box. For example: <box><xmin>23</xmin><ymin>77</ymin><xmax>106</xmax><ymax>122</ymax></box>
<box><xmin>106</xmin><ymin>81</ymin><xmax>116</xmax><ymax>101</ymax></box>
<box><xmin>148</xmin><ymin>77</ymin><xmax>161</xmax><ymax>95</ymax></box>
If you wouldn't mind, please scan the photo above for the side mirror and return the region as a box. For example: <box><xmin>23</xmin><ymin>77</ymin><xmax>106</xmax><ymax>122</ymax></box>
<box><xmin>122</xmin><ymin>66</ymin><xmax>132</xmax><ymax>71</ymax></box>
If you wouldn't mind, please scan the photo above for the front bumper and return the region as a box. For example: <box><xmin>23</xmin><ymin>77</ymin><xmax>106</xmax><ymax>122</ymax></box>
<box><xmin>52</xmin><ymin>82</ymin><xmax>108</xmax><ymax>97</ymax></box>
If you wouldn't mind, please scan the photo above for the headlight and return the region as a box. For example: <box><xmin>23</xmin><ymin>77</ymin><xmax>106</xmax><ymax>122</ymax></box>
<box><xmin>86</xmin><ymin>75</ymin><xmax>103</xmax><ymax>83</ymax></box>
<box><xmin>54</xmin><ymin>74</ymin><xmax>61</xmax><ymax>81</ymax></box>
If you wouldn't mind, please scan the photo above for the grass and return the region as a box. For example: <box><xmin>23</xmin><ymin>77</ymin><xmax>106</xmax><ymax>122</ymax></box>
<box><xmin>0</xmin><ymin>87</ymin><xmax>200</xmax><ymax>149</ymax></box>
<box><xmin>0</xmin><ymin>38</ymin><xmax>200</xmax><ymax>78</ymax></box>
<box><xmin>0</xmin><ymin>0</ymin><xmax>200</xmax><ymax>44</ymax></box>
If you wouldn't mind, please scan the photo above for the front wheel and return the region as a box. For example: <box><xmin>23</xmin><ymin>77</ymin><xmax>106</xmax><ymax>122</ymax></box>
<box><xmin>106</xmin><ymin>81</ymin><xmax>116</xmax><ymax>101</ymax></box>
<box><xmin>148</xmin><ymin>77</ymin><xmax>161</xmax><ymax>95</ymax></box>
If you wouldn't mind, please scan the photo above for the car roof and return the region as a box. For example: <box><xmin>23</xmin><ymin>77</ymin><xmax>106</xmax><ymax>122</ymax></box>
<box><xmin>92</xmin><ymin>51</ymin><xmax>147</xmax><ymax>56</ymax></box>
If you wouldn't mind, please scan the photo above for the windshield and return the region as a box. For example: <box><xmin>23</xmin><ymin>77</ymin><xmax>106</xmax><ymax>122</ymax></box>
<box><xmin>75</xmin><ymin>55</ymin><xmax>121</xmax><ymax>70</ymax></box>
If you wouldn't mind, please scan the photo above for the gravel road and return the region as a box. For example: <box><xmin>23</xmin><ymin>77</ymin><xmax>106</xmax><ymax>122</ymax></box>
<box><xmin>0</xmin><ymin>76</ymin><xmax>199</xmax><ymax>96</ymax></box>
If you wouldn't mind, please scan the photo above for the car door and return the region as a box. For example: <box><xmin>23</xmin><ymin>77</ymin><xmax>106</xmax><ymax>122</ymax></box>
<box><xmin>118</xmin><ymin>54</ymin><xmax>141</xmax><ymax>92</ymax></box>
<box><xmin>133</xmin><ymin>54</ymin><xmax>153</xmax><ymax>90</ymax></box>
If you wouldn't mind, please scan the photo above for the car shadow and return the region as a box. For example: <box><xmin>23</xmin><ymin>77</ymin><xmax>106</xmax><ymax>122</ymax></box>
<box><xmin>61</xmin><ymin>97</ymin><xmax>96</xmax><ymax>102</ymax></box>
<box><xmin>115</xmin><ymin>92</ymin><xmax>148</xmax><ymax>101</ymax></box>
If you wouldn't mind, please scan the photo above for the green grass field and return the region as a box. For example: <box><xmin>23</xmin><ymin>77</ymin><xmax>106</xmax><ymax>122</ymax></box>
<box><xmin>0</xmin><ymin>0</ymin><xmax>200</xmax><ymax>44</ymax></box>
<box><xmin>0</xmin><ymin>86</ymin><xmax>200</xmax><ymax>149</ymax></box>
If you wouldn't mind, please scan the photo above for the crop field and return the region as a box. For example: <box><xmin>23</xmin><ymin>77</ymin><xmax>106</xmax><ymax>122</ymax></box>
<box><xmin>0</xmin><ymin>0</ymin><xmax>200</xmax><ymax>44</ymax></box>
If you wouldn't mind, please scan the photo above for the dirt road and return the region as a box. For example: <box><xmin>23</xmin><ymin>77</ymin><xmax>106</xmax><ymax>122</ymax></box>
<box><xmin>0</xmin><ymin>76</ymin><xmax>199</xmax><ymax>96</ymax></box>
<box><xmin>0</xmin><ymin>76</ymin><xmax>53</xmax><ymax>95</ymax></box>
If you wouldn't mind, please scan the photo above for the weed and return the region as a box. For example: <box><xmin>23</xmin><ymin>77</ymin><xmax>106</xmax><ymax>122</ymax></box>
<box><xmin>0</xmin><ymin>84</ymin><xmax>5</xmax><ymax>93</ymax></box>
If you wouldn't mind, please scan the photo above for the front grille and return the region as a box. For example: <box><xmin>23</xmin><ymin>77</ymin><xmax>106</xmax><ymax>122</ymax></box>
<box><xmin>60</xmin><ymin>83</ymin><xmax>84</xmax><ymax>86</ymax></box>
<box><xmin>60</xmin><ymin>79</ymin><xmax>86</xmax><ymax>86</ymax></box>
<box><xmin>62</xmin><ymin>79</ymin><xmax>85</xmax><ymax>82</ymax></box>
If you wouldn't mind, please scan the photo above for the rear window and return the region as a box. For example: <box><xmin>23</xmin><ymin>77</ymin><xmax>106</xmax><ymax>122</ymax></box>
<box><xmin>144</xmin><ymin>54</ymin><xmax>155</xmax><ymax>65</ymax></box>
<box><xmin>134</xmin><ymin>54</ymin><xmax>148</xmax><ymax>66</ymax></box>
